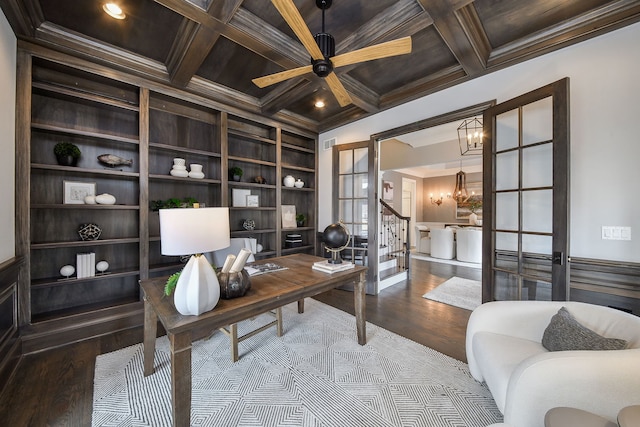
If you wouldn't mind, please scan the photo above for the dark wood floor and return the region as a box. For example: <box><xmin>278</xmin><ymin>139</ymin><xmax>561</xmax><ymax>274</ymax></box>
<box><xmin>0</xmin><ymin>258</ymin><xmax>479</xmax><ymax>426</ymax></box>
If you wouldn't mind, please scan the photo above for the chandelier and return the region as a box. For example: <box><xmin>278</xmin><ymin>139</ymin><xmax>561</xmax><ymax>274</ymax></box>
<box><xmin>452</xmin><ymin>163</ymin><xmax>469</xmax><ymax>203</ymax></box>
<box><xmin>457</xmin><ymin>117</ymin><xmax>483</xmax><ymax>156</ymax></box>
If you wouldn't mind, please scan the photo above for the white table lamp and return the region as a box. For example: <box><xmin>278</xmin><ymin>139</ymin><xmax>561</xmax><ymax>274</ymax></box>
<box><xmin>160</xmin><ymin>207</ymin><xmax>230</xmax><ymax>315</ymax></box>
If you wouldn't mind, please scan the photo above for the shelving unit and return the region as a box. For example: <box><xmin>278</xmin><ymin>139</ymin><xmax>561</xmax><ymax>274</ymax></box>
<box><xmin>28</xmin><ymin>59</ymin><xmax>141</xmax><ymax>322</ymax></box>
<box><xmin>17</xmin><ymin>54</ymin><xmax>317</xmax><ymax>350</ymax></box>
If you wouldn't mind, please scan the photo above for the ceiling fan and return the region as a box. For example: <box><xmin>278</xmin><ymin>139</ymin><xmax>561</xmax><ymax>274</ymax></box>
<box><xmin>252</xmin><ymin>0</ymin><xmax>412</xmax><ymax>107</ymax></box>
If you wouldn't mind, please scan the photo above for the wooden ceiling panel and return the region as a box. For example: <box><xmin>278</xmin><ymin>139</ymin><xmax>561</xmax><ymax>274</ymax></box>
<box><xmin>1</xmin><ymin>0</ymin><xmax>637</xmax><ymax>131</ymax></box>
<box><xmin>346</xmin><ymin>26</ymin><xmax>458</xmax><ymax>95</ymax></box>
<box><xmin>473</xmin><ymin>0</ymin><xmax>614</xmax><ymax>48</ymax></box>
<box><xmin>39</xmin><ymin>0</ymin><xmax>183</xmax><ymax>63</ymax></box>
<box><xmin>196</xmin><ymin>36</ymin><xmax>285</xmax><ymax>98</ymax></box>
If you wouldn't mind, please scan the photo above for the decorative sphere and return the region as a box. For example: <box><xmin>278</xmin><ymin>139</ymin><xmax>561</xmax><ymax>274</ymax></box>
<box><xmin>60</xmin><ymin>265</ymin><xmax>75</xmax><ymax>278</ymax></box>
<box><xmin>96</xmin><ymin>260</ymin><xmax>109</xmax><ymax>273</ymax></box>
<box><xmin>323</xmin><ymin>223</ymin><xmax>349</xmax><ymax>250</ymax></box>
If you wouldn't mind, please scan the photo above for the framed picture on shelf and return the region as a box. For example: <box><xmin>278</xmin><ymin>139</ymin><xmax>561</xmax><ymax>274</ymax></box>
<box><xmin>232</xmin><ymin>189</ymin><xmax>251</xmax><ymax>207</ymax></box>
<box><xmin>247</xmin><ymin>195</ymin><xmax>259</xmax><ymax>207</ymax></box>
<box><xmin>63</xmin><ymin>181</ymin><xmax>96</xmax><ymax>204</ymax></box>
<box><xmin>281</xmin><ymin>205</ymin><xmax>297</xmax><ymax>228</ymax></box>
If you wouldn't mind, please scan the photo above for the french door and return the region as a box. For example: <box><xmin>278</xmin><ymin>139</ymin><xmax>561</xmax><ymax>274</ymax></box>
<box><xmin>333</xmin><ymin>140</ymin><xmax>377</xmax><ymax>294</ymax></box>
<box><xmin>482</xmin><ymin>78</ymin><xmax>570</xmax><ymax>302</ymax></box>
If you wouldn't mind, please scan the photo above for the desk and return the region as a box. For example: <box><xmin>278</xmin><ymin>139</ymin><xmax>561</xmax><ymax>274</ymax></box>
<box><xmin>141</xmin><ymin>253</ymin><xmax>367</xmax><ymax>427</ymax></box>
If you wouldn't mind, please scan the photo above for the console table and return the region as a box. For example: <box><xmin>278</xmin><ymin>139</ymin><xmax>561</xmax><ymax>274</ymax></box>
<box><xmin>140</xmin><ymin>253</ymin><xmax>367</xmax><ymax>427</ymax></box>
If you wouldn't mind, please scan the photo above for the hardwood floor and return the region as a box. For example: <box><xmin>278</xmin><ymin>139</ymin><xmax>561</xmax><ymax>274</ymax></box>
<box><xmin>0</xmin><ymin>258</ymin><xmax>479</xmax><ymax>426</ymax></box>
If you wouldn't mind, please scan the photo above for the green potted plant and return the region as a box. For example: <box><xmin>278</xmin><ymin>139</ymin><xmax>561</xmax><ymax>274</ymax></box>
<box><xmin>296</xmin><ymin>213</ymin><xmax>306</xmax><ymax>227</ymax></box>
<box><xmin>230</xmin><ymin>166</ymin><xmax>243</xmax><ymax>181</ymax></box>
<box><xmin>53</xmin><ymin>141</ymin><xmax>81</xmax><ymax>167</ymax></box>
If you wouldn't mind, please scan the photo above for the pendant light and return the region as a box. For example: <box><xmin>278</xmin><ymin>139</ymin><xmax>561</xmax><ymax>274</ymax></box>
<box><xmin>452</xmin><ymin>161</ymin><xmax>469</xmax><ymax>203</ymax></box>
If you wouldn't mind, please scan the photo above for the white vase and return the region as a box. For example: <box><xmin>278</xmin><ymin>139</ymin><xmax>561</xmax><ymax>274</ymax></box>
<box><xmin>95</xmin><ymin>193</ymin><xmax>116</xmax><ymax>205</ymax></box>
<box><xmin>468</xmin><ymin>212</ymin><xmax>478</xmax><ymax>225</ymax></box>
<box><xmin>294</xmin><ymin>179</ymin><xmax>304</xmax><ymax>188</ymax></box>
<box><xmin>283</xmin><ymin>175</ymin><xmax>295</xmax><ymax>187</ymax></box>
<box><xmin>173</xmin><ymin>158</ymin><xmax>185</xmax><ymax>167</ymax></box>
<box><xmin>173</xmin><ymin>255</ymin><xmax>220</xmax><ymax>316</ymax></box>
<box><xmin>189</xmin><ymin>164</ymin><xmax>205</xmax><ymax>179</ymax></box>
<box><xmin>170</xmin><ymin>169</ymin><xmax>189</xmax><ymax>178</ymax></box>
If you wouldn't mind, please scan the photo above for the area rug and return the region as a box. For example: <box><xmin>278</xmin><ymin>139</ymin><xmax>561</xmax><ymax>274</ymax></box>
<box><xmin>422</xmin><ymin>277</ymin><xmax>482</xmax><ymax>311</ymax></box>
<box><xmin>92</xmin><ymin>299</ymin><xmax>501</xmax><ymax>426</ymax></box>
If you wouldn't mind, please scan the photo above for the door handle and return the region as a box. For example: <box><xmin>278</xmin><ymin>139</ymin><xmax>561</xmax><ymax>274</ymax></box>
<box><xmin>553</xmin><ymin>251</ymin><xmax>564</xmax><ymax>265</ymax></box>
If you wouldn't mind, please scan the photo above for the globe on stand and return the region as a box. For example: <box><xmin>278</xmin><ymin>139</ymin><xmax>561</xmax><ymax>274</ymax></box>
<box><xmin>322</xmin><ymin>222</ymin><xmax>351</xmax><ymax>264</ymax></box>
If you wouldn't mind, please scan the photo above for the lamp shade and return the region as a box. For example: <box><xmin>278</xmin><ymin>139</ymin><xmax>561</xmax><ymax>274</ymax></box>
<box><xmin>159</xmin><ymin>207</ymin><xmax>230</xmax><ymax>255</ymax></box>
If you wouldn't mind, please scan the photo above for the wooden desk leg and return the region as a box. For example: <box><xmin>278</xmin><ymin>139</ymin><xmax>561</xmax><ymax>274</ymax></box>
<box><xmin>170</xmin><ymin>331</ymin><xmax>192</xmax><ymax>427</ymax></box>
<box><xmin>297</xmin><ymin>298</ymin><xmax>304</xmax><ymax>313</ymax></box>
<box><xmin>275</xmin><ymin>307</ymin><xmax>283</xmax><ymax>337</ymax></box>
<box><xmin>229</xmin><ymin>323</ymin><xmax>239</xmax><ymax>362</ymax></box>
<box><xmin>143</xmin><ymin>297</ymin><xmax>157</xmax><ymax>376</ymax></box>
<box><xmin>354</xmin><ymin>271</ymin><xmax>366</xmax><ymax>345</ymax></box>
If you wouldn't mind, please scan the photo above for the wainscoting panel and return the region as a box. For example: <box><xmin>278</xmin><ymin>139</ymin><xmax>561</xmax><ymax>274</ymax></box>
<box><xmin>0</xmin><ymin>257</ymin><xmax>23</xmax><ymax>395</ymax></box>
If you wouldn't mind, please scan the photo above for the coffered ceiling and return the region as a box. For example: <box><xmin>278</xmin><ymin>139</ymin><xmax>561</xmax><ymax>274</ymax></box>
<box><xmin>1</xmin><ymin>0</ymin><xmax>639</xmax><ymax>132</ymax></box>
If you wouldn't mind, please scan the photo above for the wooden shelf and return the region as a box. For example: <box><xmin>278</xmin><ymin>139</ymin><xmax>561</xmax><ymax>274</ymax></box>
<box><xmin>228</xmin><ymin>128</ymin><xmax>276</xmax><ymax>145</ymax></box>
<box><xmin>31</xmin><ymin>163</ymin><xmax>139</xmax><ymax>178</ymax></box>
<box><xmin>31</xmin><ymin>204</ymin><xmax>140</xmax><ymax>210</ymax></box>
<box><xmin>31</xmin><ymin>268</ymin><xmax>140</xmax><ymax>289</ymax></box>
<box><xmin>32</xmin><ymin>81</ymin><xmax>139</xmax><ymax>112</ymax></box>
<box><xmin>149</xmin><ymin>141</ymin><xmax>221</xmax><ymax>158</ymax></box>
<box><xmin>148</xmin><ymin>174</ymin><xmax>221</xmax><ymax>184</ymax></box>
<box><xmin>31</xmin><ymin>122</ymin><xmax>139</xmax><ymax>145</ymax></box>
<box><xmin>228</xmin><ymin>155</ymin><xmax>276</xmax><ymax>168</ymax></box>
<box><xmin>31</xmin><ymin>237</ymin><xmax>140</xmax><ymax>250</ymax></box>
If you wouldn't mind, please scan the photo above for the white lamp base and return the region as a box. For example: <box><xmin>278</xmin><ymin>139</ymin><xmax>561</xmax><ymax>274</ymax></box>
<box><xmin>173</xmin><ymin>254</ymin><xmax>220</xmax><ymax>316</ymax></box>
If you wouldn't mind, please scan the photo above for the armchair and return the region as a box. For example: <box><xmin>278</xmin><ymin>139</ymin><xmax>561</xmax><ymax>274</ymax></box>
<box><xmin>466</xmin><ymin>301</ymin><xmax>640</xmax><ymax>427</ymax></box>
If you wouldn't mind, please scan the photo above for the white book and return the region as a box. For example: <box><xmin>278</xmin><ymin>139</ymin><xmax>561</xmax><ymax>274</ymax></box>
<box><xmin>76</xmin><ymin>253</ymin><xmax>83</xmax><ymax>279</ymax></box>
<box><xmin>82</xmin><ymin>253</ymin><xmax>89</xmax><ymax>278</ymax></box>
<box><xmin>312</xmin><ymin>260</ymin><xmax>355</xmax><ymax>273</ymax></box>
<box><xmin>89</xmin><ymin>252</ymin><xmax>96</xmax><ymax>277</ymax></box>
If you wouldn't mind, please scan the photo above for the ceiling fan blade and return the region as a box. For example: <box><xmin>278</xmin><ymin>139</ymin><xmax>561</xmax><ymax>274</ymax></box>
<box><xmin>252</xmin><ymin>65</ymin><xmax>313</xmax><ymax>88</ymax></box>
<box><xmin>272</xmin><ymin>0</ymin><xmax>324</xmax><ymax>60</ymax></box>
<box><xmin>331</xmin><ymin>36</ymin><xmax>412</xmax><ymax>68</ymax></box>
<box><xmin>325</xmin><ymin>72</ymin><xmax>352</xmax><ymax>107</ymax></box>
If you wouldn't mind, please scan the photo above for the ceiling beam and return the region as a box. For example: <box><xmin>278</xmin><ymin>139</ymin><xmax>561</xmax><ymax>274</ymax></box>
<box><xmin>417</xmin><ymin>0</ymin><xmax>487</xmax><ymax>76</ymax></box>
<box><xmin>260</xmin><ymin>79</ymin><xmax>313</xmax><ymax>116</ymax></box>
<box><xmin>165</xmin><ymin>0</ymin><xmax>243</xmax><ymax>87</ymax></box>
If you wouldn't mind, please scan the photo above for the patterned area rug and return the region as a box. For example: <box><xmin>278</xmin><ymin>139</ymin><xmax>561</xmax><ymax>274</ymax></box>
<box><xmin>422</xmin><ymin>277</ymin><xmax>482</xmax><ymax>311</ymax></box>
<box><xmin>93</xmin><ymin>299</ymin><xmax>501</xmax><ymax>426</ymax></box>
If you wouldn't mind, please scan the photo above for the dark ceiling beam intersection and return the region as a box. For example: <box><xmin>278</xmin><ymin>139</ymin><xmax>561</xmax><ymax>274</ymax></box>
<box><xmin>165</xmin><ymin>0</ymin><xmax>244</xmax><ymax>87</ymax></box>
<box><xmin>416</xmin><ymin>0</ymin><xmax>487</xmax><ymax>76</ymax></box>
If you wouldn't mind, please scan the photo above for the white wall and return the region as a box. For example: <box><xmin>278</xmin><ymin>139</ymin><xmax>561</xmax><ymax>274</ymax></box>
<box><xmin>0</xmin><ymin>9</ymin><xmax>16</xmax><ymax>263</ymax></box>
<box><xmin>319</xmin><ymin>22</ymin><xmax>640</xmax><ymax>263</ymax></box>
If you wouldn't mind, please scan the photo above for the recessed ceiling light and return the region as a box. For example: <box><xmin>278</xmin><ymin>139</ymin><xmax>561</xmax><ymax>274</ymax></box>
<box><xmin>315</xmin><ymin>100</ymin><xmax>325</xmax><ymax>108</ymax></box>
<box><xmin>103</xmin><ymin>3</ymin><xmax>126</xmax><ymax>20</ymax></box>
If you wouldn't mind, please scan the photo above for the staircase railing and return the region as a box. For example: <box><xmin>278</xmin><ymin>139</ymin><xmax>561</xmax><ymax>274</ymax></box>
<box><xmin>379</xmin><ymin>199</ymin><xmax>411</xmax><ymax>271</ymax></box>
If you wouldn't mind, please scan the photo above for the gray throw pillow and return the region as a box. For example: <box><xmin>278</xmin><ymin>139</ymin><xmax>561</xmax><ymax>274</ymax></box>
<box><xmin>542</xmin><ymin>306</ymin><xmax>628</xmax><ymax>351</ymax></box>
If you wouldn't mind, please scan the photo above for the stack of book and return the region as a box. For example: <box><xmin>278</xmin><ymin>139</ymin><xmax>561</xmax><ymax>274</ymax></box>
<box><xmin>76</xmin><ymin>252</ymin><xmax>96</xmax><ymax>279</ymax></box>
<box><xmin>312</xmin><ymin>260</ymin><xmax>355</xmax><ymax>273</ymax></box>
<box><xmin>285</xmin><ymin>233</ymin><xmax>302</xmax><ymax>248</ymax></box>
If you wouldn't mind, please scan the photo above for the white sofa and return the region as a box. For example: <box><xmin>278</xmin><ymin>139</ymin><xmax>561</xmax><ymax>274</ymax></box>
<box><xmin>466</xmin><ymin>301</ymin><xmax>640</xmax><ymax>427</ymax></box>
